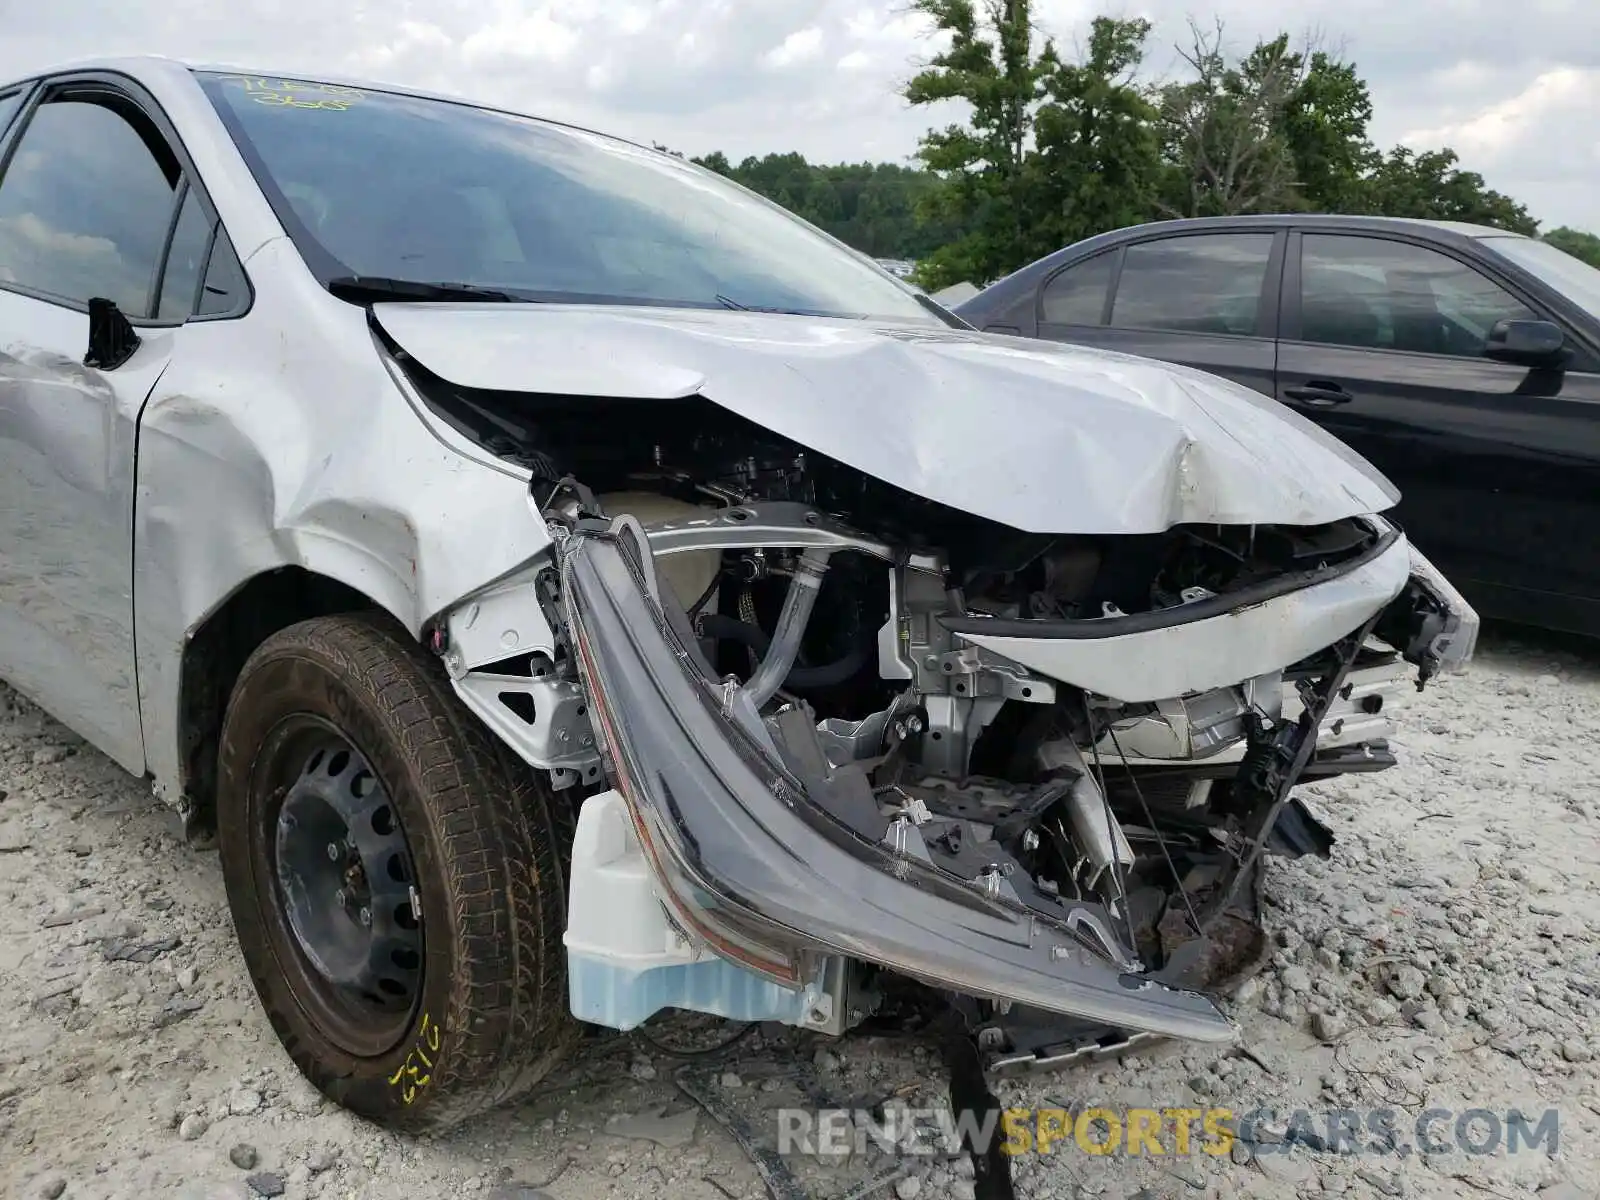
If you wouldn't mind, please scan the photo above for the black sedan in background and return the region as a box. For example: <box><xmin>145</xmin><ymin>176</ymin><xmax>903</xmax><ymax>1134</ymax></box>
<box><xmin>956</xmin><ymin>215</ymin><xmax>1600</xmax><ymax>637</ymax></box>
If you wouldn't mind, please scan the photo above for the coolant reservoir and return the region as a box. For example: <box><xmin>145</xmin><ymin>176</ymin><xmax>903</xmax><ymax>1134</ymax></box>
<box><xmin>598</xmin><ymin>492</ymin><xmax>721</xmax><ymax>613</ymax></box>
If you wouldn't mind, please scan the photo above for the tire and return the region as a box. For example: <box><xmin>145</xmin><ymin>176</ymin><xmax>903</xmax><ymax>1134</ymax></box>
<box><xmin>216</xmin><ymin>612</ymin><xmax>579</xmax><ymax>1130</ymax></box>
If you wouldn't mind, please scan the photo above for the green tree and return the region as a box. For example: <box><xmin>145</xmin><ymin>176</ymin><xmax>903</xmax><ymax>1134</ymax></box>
<box><xmin>1360</xmin><ymin>146</ymin><xmax>1537</xmax><ymax>233</ymax></box>
<box><xmin>902</xmin><ymin>0</ymin><xmax>1058</xmax><ymax>289</ymax></box>
<box><xmin>1281</xmin><ymin>52</ymin><xmax>1375</xmax><ymax>210</ymax></box>
<box><xmin>903</xmin><ymin>2</ymin><xmax>1161</xmax><ymax>287</ymax></box>
<box><xmin>689</xmin><ymin>152</ymin><xmax>966</xmax><ymax>260</ymax></box>
<box><xmin>1156</xmin><ymin>25</ymin><xmax>1305</xmax><ymax>217</ymax></box>
<box><xmin>1542</xmin><ymin>226</ymin><xmax>1600</xmax><ymax>267</ymax></box>
<box><xmin>694</xmin><ymin>150</ymin><xmax>732</xmax><ymax>175</ymax></box>
<box><xmin>687</xmin><ymin>9</ymin><xmax>1548</xmax><ymax>276</ymax></box>
<box><xmin>1030</xmin><ymin>18</ymin><xmax>1161</xmax><ymax>254</ymax></box>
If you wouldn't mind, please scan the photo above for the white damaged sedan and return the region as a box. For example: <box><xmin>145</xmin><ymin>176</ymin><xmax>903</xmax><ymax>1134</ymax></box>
<box><xmin>0</xmin><ymin>60</ymin><xmax>1475</xmax><ymax>1127</ymax></box>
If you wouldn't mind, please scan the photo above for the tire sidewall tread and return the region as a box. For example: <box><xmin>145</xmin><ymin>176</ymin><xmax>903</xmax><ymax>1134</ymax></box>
<box><xmin>216</xmin><ymin>612</ymin><xmax>577</xmax><ymax>1130</ymax></box>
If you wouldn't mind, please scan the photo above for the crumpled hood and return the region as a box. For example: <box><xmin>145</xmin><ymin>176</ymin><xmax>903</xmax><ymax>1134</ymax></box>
<box><xmin>374</xmin><ymin>304</ymin><xmax>1398</xmax><ymax>534</ymax></box>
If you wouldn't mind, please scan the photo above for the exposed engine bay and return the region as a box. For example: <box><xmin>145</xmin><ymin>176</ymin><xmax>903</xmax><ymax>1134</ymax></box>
<box><xmin>616</xmin><ymin>499</ymin><xmax>1380</xmax><ymax>972</ymax></box>
<box><xmin>416</xmin><ymin>362</ymin><xmax>1477</xmax><ymax>1058</ymax></box>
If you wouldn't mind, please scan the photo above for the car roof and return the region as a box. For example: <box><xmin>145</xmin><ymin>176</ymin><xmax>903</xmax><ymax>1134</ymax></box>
<box><xmin>0</xmin><ymin>54</ymin><xmax>702</xmax><ymax>186</ymax></box>
<box><xmin>0</xmin><ymin>54</ymin><xmax>591</xmax><ymax>136</ymax></box>
<box><xmin>965</xmin><ymin>213</ymin><xmax>1534</xmax><ymax>304</ymax></box>
<box><xmin>1</xmin><ymin>54</ymin><xmax>187</xmax><ymax>92</ymax></box>
<box><xmin>1103</xmin><ymin>213</ymin><xmax>1524</xmax><ymax>240</ymax></box>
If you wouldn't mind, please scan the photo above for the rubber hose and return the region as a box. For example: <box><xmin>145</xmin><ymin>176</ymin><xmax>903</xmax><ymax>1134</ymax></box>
<box><xmin>696</xmin><ymin>614</ymin><xmax>869</xmax><ymax>690</ymax></box>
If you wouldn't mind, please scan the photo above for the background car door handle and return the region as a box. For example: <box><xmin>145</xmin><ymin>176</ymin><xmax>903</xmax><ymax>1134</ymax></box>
<box><xmin>1283</xmin><ymin>382</ymin><xmax>1354</xmax><ymax>407</ymax></box>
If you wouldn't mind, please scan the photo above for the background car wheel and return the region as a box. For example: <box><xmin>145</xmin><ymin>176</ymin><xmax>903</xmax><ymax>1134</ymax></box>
<box><xmin>217</xmin><ymin>612</ymin><xmax>578</xmax><ymax>1129</ymax></box>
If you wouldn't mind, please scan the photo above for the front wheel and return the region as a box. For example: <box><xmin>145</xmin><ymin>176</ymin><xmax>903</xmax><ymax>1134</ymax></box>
<box><xmin>216</xmin><ymin>613</ymin><xmax>578</xmax><ymax>1129</ymax></box>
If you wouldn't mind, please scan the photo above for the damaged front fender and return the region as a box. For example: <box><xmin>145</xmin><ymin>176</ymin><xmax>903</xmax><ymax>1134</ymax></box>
<box><xmin>554</xmin><ymin>517</ymin><xmax>1237</xmax><ymax>1044</ymax></box>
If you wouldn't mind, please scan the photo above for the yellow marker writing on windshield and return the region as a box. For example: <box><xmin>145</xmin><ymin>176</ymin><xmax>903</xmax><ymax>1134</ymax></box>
<box><xmin>217</xmin><ymin>74</ymin><xmax>362</xmax><ymax>111</ymax></box>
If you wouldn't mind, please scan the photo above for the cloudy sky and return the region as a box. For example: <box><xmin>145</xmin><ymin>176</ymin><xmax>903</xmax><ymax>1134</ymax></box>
<box><xmin>3</xmin><ymin>0</ymin><xmax>1598</xmax><ymax>231</ymax></box>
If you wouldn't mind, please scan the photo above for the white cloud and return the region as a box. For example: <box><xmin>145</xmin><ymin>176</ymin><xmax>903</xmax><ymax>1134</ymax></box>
<box><xmin>1405</xmin><ymin>67</ymin><xmax>1599</xmax><ymax>163</ymax></box>
<box><xmin>764</xmin><ymin>26</ymin><xmax>824</xmax><ymax>69</ymax></box>
<box><xmin>844</xmin><ymin>7</ymin><xmax>934</xmax><ymax>45</ymax></box>
<box><xmin>615</xmin><ymin>5</ymin><xmax>652</xmax><ymax>36</ymax></box>
<box><xmin>461</xmin><ymin>10</ymin><xmax>581</xmax><ymax>66</ymax></box>
<box><xmin>352</xmin><ymin>21</ymin><xmax>451</xmax><ymax>74</ymax></box>
<box><xmin>2</xmin><ymin>0</ymin><xmax>1599</xmax><ymax>228</ymax></box>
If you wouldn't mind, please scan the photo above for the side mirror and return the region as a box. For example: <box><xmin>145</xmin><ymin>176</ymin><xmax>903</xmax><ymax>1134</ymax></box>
<box><xmin>1484</xmin><ymin>318</ymin><xmax>1566</xmax><ymax>367</ymax></box>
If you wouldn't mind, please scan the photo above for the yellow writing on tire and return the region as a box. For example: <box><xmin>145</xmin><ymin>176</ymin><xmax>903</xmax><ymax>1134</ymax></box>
<box><xmin>388</xmin><ymin>1012</ymin><xmax>442</xmax><ymax>1104</ymax></box>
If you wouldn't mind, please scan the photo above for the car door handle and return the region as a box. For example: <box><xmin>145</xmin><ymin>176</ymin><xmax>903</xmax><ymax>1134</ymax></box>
<box><xmin>1283</xmin><ymin>382</ymin><xmax>1353</xmax><ymax>407</ymax></box>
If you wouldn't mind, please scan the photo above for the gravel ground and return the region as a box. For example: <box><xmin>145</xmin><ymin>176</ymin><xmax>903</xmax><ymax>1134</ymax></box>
<box><xmin>2</xmin><ymin>628</ymin><xmax>1598</xmax><ymax>1200</ymax></box>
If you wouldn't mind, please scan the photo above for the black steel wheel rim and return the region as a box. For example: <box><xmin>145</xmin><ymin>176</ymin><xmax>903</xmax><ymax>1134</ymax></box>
<box><xmin>260</xmin><ymin>718</ymin><xmax>423</xmax><ymax>1055</ymax></box>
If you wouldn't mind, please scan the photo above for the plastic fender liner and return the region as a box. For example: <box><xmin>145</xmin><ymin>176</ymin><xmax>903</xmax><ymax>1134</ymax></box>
<box><xmin>558</xmin><ymin>521</ymin><xmax>1237</xmax><ymax>1043</ymax></box>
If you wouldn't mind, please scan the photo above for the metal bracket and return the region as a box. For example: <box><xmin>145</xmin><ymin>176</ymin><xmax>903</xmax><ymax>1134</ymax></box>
<box><xmin>644</xmin><ymin>501</ymin><xmax>895</xmax><ymax>561</ymax></box>
<box><xmin>442</xmin><ymin>562</ymin><xmax>604</xmax><ymax>789</ymax></box>
<box><xmin>795</xmin><ymin>954</ymin><xmax>878</xmax><ymax>1036</ymax></box>
<box><xmin>454</xmin><ymin>670</ymin><xmax>602</xmax><ymax>788</ymax></box>
<box><xmin>442</xmin><ymin>565</ymin><xmax>562</xmax><ymax>677</ymax></box>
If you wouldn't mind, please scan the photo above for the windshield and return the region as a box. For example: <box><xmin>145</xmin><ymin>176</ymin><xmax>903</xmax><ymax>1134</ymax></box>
<box><xmin>1481</xmin><ymin>235</ymin><xmax>1600</xmax><ymax>321</ymax></box>
<box><xmin>198</xmin><ymin>72</ymin><xmax>934</xmax><ymax>321</ymax></box>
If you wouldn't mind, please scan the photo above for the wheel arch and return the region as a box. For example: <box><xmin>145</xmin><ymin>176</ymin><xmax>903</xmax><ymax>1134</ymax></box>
<box><xmin>128</xmin><ymin>293</ymin><xmax>556</xmax><ymax>825</ymax></box>
<box><xmin>174</xmin><ymin>566</ymin><xmax>406</xmax><ymax>836</ymax></box>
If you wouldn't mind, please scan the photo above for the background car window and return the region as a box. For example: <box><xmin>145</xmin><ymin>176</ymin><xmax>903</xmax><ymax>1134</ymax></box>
<box><xmin>0</xmin><ymin>96</ymin><xmax>181</xmax><ymax>316</ymax></box>
<box><xmin>1110</xmin><ymin>234</ymin><xmax>1273</xmax><ymax>335</ymax></box>
<box><xmin>1300</xmin><ymin>235</ymin><xmax>1536</xmax><ymax>357</ymax></box>
<box><xmin>0</xmin><ymin>91</ymin><xmax>23</xmax><ymax>139</ymax></box>
<box><xmin>157</xmin><ymin>183</ymin><xmax>213</xmax><ymax>320</ymax></box>
<box><xmin>1484</xmin><ymin>234</ymin><xmax>1600</xmax><ymax>323</ymax></box>
<box><xmin>1039</xmin><ymin>251</ymin><xmax>1114</xmax><ymax>325</ymax></box>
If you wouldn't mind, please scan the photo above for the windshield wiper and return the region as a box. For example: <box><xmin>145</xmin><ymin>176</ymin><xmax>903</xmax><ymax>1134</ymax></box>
<box><xmin>327</xmin><ymin>276</ymin><xmax>517</xmax><ymax>305</ymax></box>
<box><xmin>913</xmin><ymin>291</ymin><xmax>975</xmax><ymax>330</ymax></box>
<box><xmin>714</xmin><ymin>293</ymin><xmax>869</xmax><ymax>318</ymax></box>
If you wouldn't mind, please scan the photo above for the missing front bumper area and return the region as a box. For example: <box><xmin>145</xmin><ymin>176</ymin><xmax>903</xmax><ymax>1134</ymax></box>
<box><xmin>554</xmin><ymin>516</ymin><xmax>1237</xmax><ymax>1044</ymax></box>
<box><xmin>440</xmin><ymin>498</ymin><xmax>1472</xmax><ymax>1053</ymax></box>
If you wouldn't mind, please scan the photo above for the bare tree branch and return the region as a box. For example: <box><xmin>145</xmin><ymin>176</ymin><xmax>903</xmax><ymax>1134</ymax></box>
<box><xmin>1157</xmin><ymin>18</ymin><xmax>1318</xmax><ymax>216</ymax></box>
